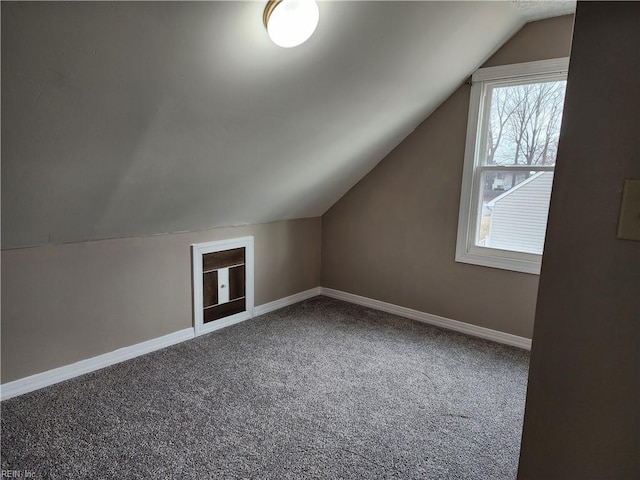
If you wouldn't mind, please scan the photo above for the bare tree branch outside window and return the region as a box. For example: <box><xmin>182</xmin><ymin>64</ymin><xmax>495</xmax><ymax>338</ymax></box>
<box><xmin>484</xmin><ymin>80</ymin><xmax>566</xmax><ymax>187</ymax></box>
<box><xmin>486</xmin><ymin>80</ymin><xmax>566</xmax><ymax>166</ymax></box>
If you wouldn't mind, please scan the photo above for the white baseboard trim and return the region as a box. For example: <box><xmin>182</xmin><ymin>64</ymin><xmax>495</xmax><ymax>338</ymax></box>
<box><xmin>0</xmin><ymin>328</ymin><xmax>195</xmax><ymax>401</ymax></box>
<box><xmin>1</xmin><ymin>285</ymin><xmax>529</xmax><ymax>400</ymax></box>
<box><xmin>1</xmin><ymin>288</ymin><xmax>323</xmax><ymax>401</ymax></box>
<box><xmin>254</xmin><ymin>287</ymin><xmax>322</xmax><ymax>317</ymax></box>
<box><xmin>320</xmin><ymin>287</ymin><xmax>532</xmax><ymax>350</ymax></box>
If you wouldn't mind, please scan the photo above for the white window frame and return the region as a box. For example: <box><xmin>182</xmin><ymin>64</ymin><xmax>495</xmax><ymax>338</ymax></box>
<box><xmin>455</xmin><ymin>58</ymin><xmax>570</xmax><ymax>275</ymax></box>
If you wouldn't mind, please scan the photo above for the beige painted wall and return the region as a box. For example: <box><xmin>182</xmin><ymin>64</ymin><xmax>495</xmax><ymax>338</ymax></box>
<box><xmin>321</xmin><ymin>15</ymin><xmax>574</xmax><ymax>339</ymax></box>
<box><xmin>518</xmin><ymin>3</ymin><xmax>639</xmax><ymax>478</ymax></box>
<box><xmin>1</xmin><ymin>218</ymin><xmax>321</xmax><ymax>383</ymax></box>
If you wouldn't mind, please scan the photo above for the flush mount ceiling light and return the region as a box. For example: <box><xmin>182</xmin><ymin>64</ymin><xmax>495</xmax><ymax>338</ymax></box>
<box><xmin>263</xmin><ymin>0</ymin><xmax>320</xmax><ymax>48</ymax></box>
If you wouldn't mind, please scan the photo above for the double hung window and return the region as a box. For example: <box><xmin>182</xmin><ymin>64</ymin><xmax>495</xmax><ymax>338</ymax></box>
<box><xmin>455</xmin><ymin>58</ymin><xmax>569</xmax><ymax>274</ymax></box>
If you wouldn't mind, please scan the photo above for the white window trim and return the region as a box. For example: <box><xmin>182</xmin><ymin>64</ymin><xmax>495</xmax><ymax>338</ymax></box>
<box><xmin>455</xmin><ymin>58</ymin><xmax>570</xmax><ymax>275</ymax></box>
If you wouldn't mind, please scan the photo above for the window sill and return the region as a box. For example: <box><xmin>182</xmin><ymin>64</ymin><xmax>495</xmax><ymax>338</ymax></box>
<box><xmin>455</xmin><ymin>248</ymin><xmax>541</xmax><ymax>275</ymax></box>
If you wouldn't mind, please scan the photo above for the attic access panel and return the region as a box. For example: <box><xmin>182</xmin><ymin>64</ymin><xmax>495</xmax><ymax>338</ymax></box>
<box><xmin>192</xmin><ymin>237</ymin><xmax>254</xmax><ymax>336</ymax></box>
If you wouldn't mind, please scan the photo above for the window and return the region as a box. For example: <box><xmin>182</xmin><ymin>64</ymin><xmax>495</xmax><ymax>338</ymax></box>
<box><xmin>455</xmin><ymin>58</ymin><xmax>569</xmax><ymax>274</ymax></box>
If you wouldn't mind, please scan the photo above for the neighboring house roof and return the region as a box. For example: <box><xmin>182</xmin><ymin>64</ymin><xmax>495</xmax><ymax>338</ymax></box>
<box><xmin>0</xmin><ymin>1</ymin><xmax>575</xmax><ymax>249</ymax></box>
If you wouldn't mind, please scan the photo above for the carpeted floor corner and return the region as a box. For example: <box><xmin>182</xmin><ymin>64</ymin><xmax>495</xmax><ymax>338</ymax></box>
<box><xmin>1</xmin><ymin>296</ymin><xmax>530</xmax><ymax>479</ymax></box>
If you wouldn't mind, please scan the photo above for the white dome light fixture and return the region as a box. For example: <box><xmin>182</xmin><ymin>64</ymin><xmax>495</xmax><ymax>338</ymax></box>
<box><xmin>263</xmin><ymin>0</ymin><xmax>320</xmax><ymax>48</ymax></box>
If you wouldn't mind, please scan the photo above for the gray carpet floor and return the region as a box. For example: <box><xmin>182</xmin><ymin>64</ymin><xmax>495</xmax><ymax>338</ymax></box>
<box><xmin>1</xmin><ymin>296</ymin><xmax>530</xmax><ymax>479</ymax></box>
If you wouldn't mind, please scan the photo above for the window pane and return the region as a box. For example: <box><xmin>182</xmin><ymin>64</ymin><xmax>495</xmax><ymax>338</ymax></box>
<box><xmin>477</xmin><ymin>170</ymin><xmax>554</xmax><ymax>254</ymax></box>
<box><xmin>483</xmin><ymin>80</ymin><xmax>566</xmax><ymax>167</ymax></box>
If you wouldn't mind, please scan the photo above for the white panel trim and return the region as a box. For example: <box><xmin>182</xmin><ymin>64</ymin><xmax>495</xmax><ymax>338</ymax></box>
<box><xmin>192</xmin><ymin>236</ymin><xmax>254</xmax><ymax>337</ymax></box>
<box><xmin>320</xmin><ymin>288</ymin><xmax>532</xmax><ymax>350</ymax></box>
<box><xmin>0</xmin><ymin>328</ymin><xmax>195</xmax><ymax>401</ymax></box>
<box><xmin>217</xmin><ymin>267</ymin><xmax>230</xmax><ymax>304</ymax></box>
<box><xmin>254</xmin><ymin>287</ymin><xmax>322</xmax><ymax>316</ymax></box>
<box><xmin>194</xmin><ymin>310</ymin><xmax>253</xmax><ymax>336</ymax></box>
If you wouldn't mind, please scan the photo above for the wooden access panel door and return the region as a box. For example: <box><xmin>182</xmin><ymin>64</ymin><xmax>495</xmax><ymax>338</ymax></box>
<box><xmin>192</xmin><ymin>237</ymin><xmax>254</xmax><ymax>336</ymax></box>
<box><xmin>202</xmin><ymin>247</ymin><xmax>246</xmax><ymax>323</ymax></box>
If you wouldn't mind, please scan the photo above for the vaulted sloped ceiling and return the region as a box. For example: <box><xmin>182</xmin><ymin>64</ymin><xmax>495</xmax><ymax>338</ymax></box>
<box><xmin>1</xmin><ymin>1</ymin><xmax>574</xmax><ymax>249</ymax></box>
